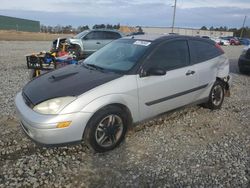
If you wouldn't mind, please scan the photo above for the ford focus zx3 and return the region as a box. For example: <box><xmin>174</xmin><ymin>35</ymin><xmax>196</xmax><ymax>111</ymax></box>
<box><xmin>15</xmin><ymin>35</ymin><xmax>232</xmax><ymax>152</ymax></box>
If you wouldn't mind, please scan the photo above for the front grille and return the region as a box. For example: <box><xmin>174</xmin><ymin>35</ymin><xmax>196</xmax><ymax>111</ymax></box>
<box><xmin>22</xmin><ymin>92</ymin><xmax>34</xmax><ymax>109</ymax></box>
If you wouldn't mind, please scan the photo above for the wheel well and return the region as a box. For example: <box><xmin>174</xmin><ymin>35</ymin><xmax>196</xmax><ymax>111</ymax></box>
<box><xmin>216</xmin><ymin>77</ymin><xmax>229</xmax><ymax>91</ymax></box>
<box><xmin>107</xmin><ymin>103</ymin><xmax>133</xmax><ymax>126</ymax></box>
<box><xmin>70</xmin><ymin>44</ymin><xmax>81</xmax><ymax>51</ymax></box>
<box><xmin>88</xmin><ymin>103</ymin><xmax>133</xmax><ymax>126</ymax></box>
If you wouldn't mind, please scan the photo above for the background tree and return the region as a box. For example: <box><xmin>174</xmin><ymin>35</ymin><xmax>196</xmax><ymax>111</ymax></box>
<box><xmin>200</xmin><ymin>26</ymin><xmax>208</xmax><ymax>30</ymax></box>
<box><xmin>209</xmin><ymin>26</ymin><xmax>214</xmax><ymax>31</ymax></box>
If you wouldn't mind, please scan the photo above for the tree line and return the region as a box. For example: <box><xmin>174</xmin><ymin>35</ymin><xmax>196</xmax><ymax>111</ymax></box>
<box><xmin>40</xmin><ymin>24</ymin><xmax>250</xmax><ymax>38</ymax></box>
<box><xmin>200</xmin><ymin>26</ymin><xmax>250</xmax><ymax>38</ymax></box>
<box><xmin>40</xmin><ymin>24</ymin><xmax>120</xmax><ymax>34</ymax></box>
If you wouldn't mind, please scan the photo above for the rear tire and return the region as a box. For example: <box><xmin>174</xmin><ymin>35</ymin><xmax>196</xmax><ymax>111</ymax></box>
<box><xmin>204</xmin><ymin>80</ymin><xmax>225</xmax><ymax>110</ymax></box>
<box><xmin>83</xmin><ymin>106</ymin><xmax>128</xmax><ymax>153</ymax></box>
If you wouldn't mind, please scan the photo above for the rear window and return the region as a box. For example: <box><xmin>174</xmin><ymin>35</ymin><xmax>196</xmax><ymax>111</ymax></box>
<box><xmin>189</xmin><ymin>40</ymin><xmax>224</xmax><ymax>64</ymax></box>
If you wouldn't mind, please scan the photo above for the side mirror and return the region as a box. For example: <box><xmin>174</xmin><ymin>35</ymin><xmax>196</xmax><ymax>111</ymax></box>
<box><xmin>147</xmin><ymin>67</ymin><xmax>166</xmax><ymax>76</ymax></box>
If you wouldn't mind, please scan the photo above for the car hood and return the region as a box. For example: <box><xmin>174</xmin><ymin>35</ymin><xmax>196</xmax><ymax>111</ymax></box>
<box><xmin>23</xmin><ymin>65</ymin><xmax>122</xmax><ymax>105</ymax></box>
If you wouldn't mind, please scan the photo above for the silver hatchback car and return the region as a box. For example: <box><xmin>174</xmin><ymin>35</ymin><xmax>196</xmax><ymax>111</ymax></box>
<box><xmin>15</xmin><ymin>35</ymin><xmax>231</xmax><ymax>152</ymax></box>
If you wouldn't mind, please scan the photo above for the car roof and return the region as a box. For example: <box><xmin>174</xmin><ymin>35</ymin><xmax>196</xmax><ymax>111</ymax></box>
<box><xmin>91</xmin><ymin>29</ymin><xmax>121</xmax><ymax>33</ymax></box>
<box><xmin>124</xmin><ymin>34</ymin><xmax>166</xmax><ymax>41</ymax></box>
<box><xmin>123</xmin><ymin>34</ymin><xmax>215</xmax><ymax>44</ymax></box>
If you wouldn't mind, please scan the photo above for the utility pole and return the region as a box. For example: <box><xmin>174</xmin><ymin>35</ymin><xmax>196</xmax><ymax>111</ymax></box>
<box><xmin>240</xmin><ymin>15</ymin><xmax>247</xmax><ymax>38</ymax></box>
<box><xmin>171</xmin><ymin>0</ymin><xmax>177</xmax><ymax>33</ymax></box>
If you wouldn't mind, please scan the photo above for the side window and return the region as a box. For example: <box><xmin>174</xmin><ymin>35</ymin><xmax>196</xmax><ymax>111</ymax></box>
<box><xmin>147</xmin><ymin>40</ymin><xmax>190</xmax><ymax>71</ymax></box>
<box><xmin>85</xmin><ymin>31</ymin><xmax>103</xmax><ymax>40</ymax></box>
<box><xmin>111</xmin><ymin>32</ymin><xmax>121</xmax><ymax>39</ymax></box>
<box><xmin>189</xmin><ymin>40</ymin><xmax>223</xmax><ymax>64</ymax></box>
<box><xmin>103</xmin><ymin>32</ymin><xmax>121</xmax><ymax>39</ymax></box>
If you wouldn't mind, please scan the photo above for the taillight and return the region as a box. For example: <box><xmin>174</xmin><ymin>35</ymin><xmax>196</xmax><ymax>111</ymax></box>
<box><xmin>215</xmin><ymin>43</ymin><xmax>224</xmax><ymax>53</ymax></box>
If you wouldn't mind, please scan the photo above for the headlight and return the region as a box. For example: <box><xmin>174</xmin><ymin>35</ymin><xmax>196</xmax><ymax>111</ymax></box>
<box><xmin>33</xmin><ymin>97</ymin><xmax>76</xmax><ymax>115</ymax></box>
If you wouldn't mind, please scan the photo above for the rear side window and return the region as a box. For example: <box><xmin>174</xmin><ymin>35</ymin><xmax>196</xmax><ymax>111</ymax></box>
<box><xmin>147</xmin><ymin>40</ymin><xmax>190</xmax><ymax>71</ymax></box>
<box><xmin>103</xmin><ymin>32</ymin><xmax>121</xmax><ymax>39</ymax></box>
<box><xmin>189</xmin><ymin>40</ymin><xmax>224</xmax><ymax>64</ymax></box>
<box><xmin>85</xmin><ymin>31</ymin><xmax>103</xmax><ymax>40</ymax></box>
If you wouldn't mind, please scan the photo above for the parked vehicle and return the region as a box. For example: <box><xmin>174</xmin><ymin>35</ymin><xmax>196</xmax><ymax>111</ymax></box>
<box><xmin>214</xmin><ymin>37</ymin><xmax>230</xmax><ymax>46</ymax></box>
<box><xmin>238</xmin><ymin>38</ymin><xmax>250</xmax><ymax>46</ymax></box>
<box><xmin>221</xmin><ymin>36</ymin><xmax>240</xmax><ymax>45</ymax></box>
<box><xmin>53</xmin><ymin>29</ymin><xmax>123</xmax><ymax>59</ymax></box>
<box><xmin>221</xmin><ymin>39</ymin><xmax>230</xmax><ymax>46</ymax></box>
<box><xmin>238</xmin><ymin>45</ymin><xmax>250</xmax><ymax>73</ymax></box>
<box><xmin>15</xmin><ymin>35</ymin><xmax>231</xmax><ymax>152</ymax></box>
<box><xmin>201</xmin><ymin>36</ymin><xmax>210</xmax><ymax>39</ymax></box>
<box><xmin>201</xmin><ymin>36</ymin><xmax>229</xmax><ymax>46</ymax></box>
<box><xmin>210</xmin><ymin>37</ymin><xmax>223</xmax><ymax>45</ymax></box>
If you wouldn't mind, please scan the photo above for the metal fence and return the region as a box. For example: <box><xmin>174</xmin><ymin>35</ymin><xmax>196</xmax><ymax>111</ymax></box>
<box><xmin>0</xmin><ymin>15</ymin><xmax>40</xmax><ymax>32</ymax></box>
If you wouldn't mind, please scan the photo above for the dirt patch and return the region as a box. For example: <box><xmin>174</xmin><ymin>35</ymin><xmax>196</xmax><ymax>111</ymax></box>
<box><xmin>0</xmin><ymin>30</ymin><xmax>72</xmax><ymax>41</ymax></box>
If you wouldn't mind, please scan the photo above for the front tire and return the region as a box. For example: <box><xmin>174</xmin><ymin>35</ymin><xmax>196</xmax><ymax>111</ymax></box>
<box><xmin>83</xmin><ymin>106</ymin><xmax>128</xmax><ymax>153</ymax></box>
<box><xmin>205</xmin><ymin>80</ymin><xmax>225</xmax><ymax>110</ymax></box>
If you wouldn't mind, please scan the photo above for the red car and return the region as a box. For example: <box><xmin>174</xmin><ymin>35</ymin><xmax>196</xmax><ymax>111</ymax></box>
<box><xmin>221</xmin><ymin>37</ymin><xmax>240</xmax><ymax>45</ymax></box>
<box><xmin>230</xmin><ymin>38</ymin><xmax>240</xmax><ymax>45</ymax></box>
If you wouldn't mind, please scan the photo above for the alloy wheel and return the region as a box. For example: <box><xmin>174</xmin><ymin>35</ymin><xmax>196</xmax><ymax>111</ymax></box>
<box><xmin>211</xmin><ymin>85</ymin><xmax>223</xmax><ymax>106</ymax></box>
<box><xmin>95</xmin><ymin>114</ymin><xmax>124</xmax><ymax>148</ymax></box>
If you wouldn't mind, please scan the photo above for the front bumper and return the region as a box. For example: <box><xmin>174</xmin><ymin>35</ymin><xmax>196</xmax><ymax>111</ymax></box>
<box><xmin>15</xmin><ymin>92</ymin><xmax>93</xmax><ymax>146</ymax></box>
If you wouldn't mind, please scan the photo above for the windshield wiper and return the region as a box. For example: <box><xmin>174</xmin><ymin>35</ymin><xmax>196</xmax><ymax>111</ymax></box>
<box><xmin>85</xmin><ymin>63</ymin><xmax>105</xmax><ymax>71</ymax></box>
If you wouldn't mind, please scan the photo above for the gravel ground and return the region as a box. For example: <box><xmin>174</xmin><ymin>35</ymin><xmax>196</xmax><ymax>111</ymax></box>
<box><xmin>0</xmin><ymin>42</ymin><xmax>250</xmax><ymax>187</ymax></box>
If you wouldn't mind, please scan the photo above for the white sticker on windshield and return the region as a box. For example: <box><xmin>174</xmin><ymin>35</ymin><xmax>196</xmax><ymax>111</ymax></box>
<box><xmin>134</xmin><ymin>40</ymin><xmax>151</xmax><ymax>46</ymax></box>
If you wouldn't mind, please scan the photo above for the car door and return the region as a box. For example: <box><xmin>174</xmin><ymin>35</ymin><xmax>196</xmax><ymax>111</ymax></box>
<box><xmin>137</xmin><ymin>39</ymin><xmax>199</xmax><ymax>120</ymax></box>
<box><xmin>188</xmin><ymin>39</ymin><xmax>226</xmax><ymax>100</ymax></box>
<box><xmin>82</xmin><ymin>31</ymin><xmax>104</xmax><ymax>56</ymax></box>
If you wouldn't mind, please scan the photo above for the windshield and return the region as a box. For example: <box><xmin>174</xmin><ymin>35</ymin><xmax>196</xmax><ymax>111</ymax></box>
<box><xmin>83</xmin><ymin>39</ymin><xmax>151</xmax><ymax>73</ymax></box>
<box><xmin>74</xmin><ymin>30</ymin><xmax>89</xmax><ymax>39</ymax></box>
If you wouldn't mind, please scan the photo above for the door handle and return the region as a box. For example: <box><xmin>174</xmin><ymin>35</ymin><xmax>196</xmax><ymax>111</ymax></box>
<box><xmin>96</xmin><ymin>42</ymin><xmax>101</xmax><ymax>44</ymax></box>
<box><xmin>186</xmin><ymin>70</ymin><xmax>195</xmax><ymax>76</ymax></box>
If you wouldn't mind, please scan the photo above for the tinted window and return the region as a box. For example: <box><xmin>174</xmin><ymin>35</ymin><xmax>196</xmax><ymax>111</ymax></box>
<box><xmin>147</xmin><ymin>40</ymin><xmax>190</xmax><ymax>71</ymax></box>
<box><xmin>85</xmin><ymin>31</ymin><xmax>103</xmax><ymax>40</ymax></box>
<box><xmin>189</xmin><ymin>40</ymin><xmax>223</xmax><ymax>64</ymax></box>
<box><xmin>103</xmin><ymin>32</ymin><xmax>121</xmax><ymax>39</ymax></box>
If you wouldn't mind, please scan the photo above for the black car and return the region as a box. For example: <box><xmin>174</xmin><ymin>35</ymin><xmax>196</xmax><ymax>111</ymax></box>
<box><xmin>238</xmin><ymin>48</ymin><xmax>250</xmax><ymax>73</ymax></box>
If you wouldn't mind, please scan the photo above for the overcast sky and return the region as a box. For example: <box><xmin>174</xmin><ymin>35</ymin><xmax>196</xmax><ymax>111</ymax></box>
<box><xmin>0</xmin><ymin>0</ymin><xmax>250</xmax><ymax>28</ymax></box>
